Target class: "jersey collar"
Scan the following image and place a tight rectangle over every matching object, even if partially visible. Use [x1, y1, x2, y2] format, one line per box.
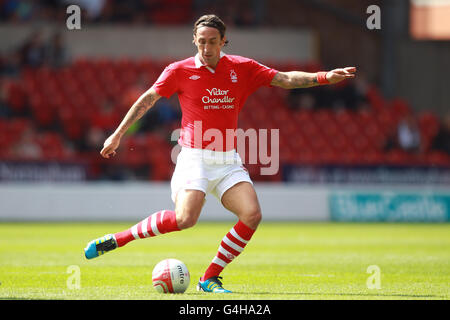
[194, 51, 226, 73]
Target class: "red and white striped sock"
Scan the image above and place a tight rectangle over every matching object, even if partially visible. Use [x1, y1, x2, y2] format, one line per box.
[201, 220, 255, 281]
[114, 210, 180, 247]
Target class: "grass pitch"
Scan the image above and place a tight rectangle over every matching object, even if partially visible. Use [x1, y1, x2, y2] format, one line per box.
[0, 222, 448, 300]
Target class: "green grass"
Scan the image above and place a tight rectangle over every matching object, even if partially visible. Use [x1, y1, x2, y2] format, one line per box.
[0, 222, 449, 300]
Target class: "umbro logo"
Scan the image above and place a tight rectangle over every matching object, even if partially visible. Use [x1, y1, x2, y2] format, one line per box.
[189, 75, 201, 80]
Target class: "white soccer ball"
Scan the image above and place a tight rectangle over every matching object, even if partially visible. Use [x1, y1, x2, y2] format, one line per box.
[152, 258, 190, 293]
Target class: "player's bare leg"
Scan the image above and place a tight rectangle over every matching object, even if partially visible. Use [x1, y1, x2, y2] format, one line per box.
[84, 189, 205, 260]
[220, 181, 262, 230]
[174, 189, 206, 229]
[198, 181, 261, 293]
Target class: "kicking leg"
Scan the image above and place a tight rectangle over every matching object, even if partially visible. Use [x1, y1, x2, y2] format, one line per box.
[84, 189, 205, 259]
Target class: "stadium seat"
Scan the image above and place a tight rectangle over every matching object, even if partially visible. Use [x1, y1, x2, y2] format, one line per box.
[366, 86, 386, 111]
[5, 80, 27, 114]
[386, 149, 411, 166]
[36, 133, 69, 160]
[350, 135, 369, 152]
[390, 98, 411, 118]
[361, 151, 385, 165]
[418, 111, 440, 139]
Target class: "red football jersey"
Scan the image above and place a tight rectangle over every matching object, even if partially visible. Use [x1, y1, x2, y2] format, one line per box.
[152, 52, 278, 151]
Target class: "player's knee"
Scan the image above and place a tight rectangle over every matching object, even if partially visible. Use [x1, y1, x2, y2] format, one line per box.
[242, 209, 262, 229]
[175, 211, 199, 230]
[252, 210, 262, 226]
[174, 190, 204, 230]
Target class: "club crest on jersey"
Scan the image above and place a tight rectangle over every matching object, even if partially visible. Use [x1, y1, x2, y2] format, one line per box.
[189, 75, 201, 80]
[230, 70, 237, 83]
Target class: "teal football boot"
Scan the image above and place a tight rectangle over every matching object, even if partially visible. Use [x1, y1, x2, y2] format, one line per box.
[197, 276, 232, 293]
[84, 234, 117, 259]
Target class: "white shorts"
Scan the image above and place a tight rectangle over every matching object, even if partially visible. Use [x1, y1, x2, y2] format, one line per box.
[170, 147, 253, 203]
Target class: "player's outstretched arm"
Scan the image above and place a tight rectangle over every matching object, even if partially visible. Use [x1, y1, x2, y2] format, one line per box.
[271, 67, 356, 89]
[100, 87, 161, 159]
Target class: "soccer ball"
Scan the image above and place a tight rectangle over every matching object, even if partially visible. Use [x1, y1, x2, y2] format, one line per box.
[152, 258, 190, 293]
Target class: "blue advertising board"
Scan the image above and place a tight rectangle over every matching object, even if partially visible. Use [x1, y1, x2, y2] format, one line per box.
[329, 191, 450, 222]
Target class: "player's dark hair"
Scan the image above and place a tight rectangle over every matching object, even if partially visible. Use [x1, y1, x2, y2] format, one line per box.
[193, 14, 229, 45]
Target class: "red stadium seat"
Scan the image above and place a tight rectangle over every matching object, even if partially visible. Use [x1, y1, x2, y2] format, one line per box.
[390, 98, 411, 118]
[334, 110, 355, 127]
[361, 151, 385, 165]
[296, 149, 316, 165]
[37, 133, 69, 160]
[352, 135, 371, 152]
[376, 108, 396, 132]
[321, 121, 339, 138]
[366, 86, 386, 111]
[418, 111, 440, 139]
[386, 149, 412, 166]
[363, 121, 384, 143]
[5, 80, 27, 114]
[300, 121, 320, 138]
[293, 109, 313, 124]
[342, 122, 360, 138]
[340, 151, 360, 165]
[426, 151, 450, 167]
[355, 109, 373, 127]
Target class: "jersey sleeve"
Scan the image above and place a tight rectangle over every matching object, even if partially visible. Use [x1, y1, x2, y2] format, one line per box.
[152, 65, 178, 98]
[247, 59, 279, 92]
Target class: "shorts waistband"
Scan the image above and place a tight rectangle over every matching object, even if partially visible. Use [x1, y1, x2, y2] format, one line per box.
[180, 146, 241, 164]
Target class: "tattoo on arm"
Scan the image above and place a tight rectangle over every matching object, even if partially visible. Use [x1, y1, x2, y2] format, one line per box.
[115, 89, 160, 136]
[271, 71, 319, 89]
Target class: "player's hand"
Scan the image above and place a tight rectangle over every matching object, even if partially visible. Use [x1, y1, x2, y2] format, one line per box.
[100, 133, 121, 159]
[326, 67, 356, 84]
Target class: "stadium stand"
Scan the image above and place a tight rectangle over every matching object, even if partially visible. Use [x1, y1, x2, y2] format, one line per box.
[0, 56, 448, 182]
[0, 0, 448, 182]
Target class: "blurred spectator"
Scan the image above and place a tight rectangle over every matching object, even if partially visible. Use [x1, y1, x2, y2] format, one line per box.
[10, 126, 43, 159]
[196, 0, 264, 27]
[0, 51, 21, 78]
[288, 72, 369, 111]
[1, 0, 35, 22]
[431, 114, 450, 155]
[85, 126, 105, 152]
[13, 30, 69, 70]
[288, 91, 315, 110]
[155, 96, 181, 125]
[61, 0, 106, 21]
[137, 98, 179, 133]
[0, 0, 268, 25]
[121, 74, 181, 133]
[385, 114, 422, 154]
[332, 81, 369, 111]
[18, 31, 46, 68]
[45, 31, 68, 68]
